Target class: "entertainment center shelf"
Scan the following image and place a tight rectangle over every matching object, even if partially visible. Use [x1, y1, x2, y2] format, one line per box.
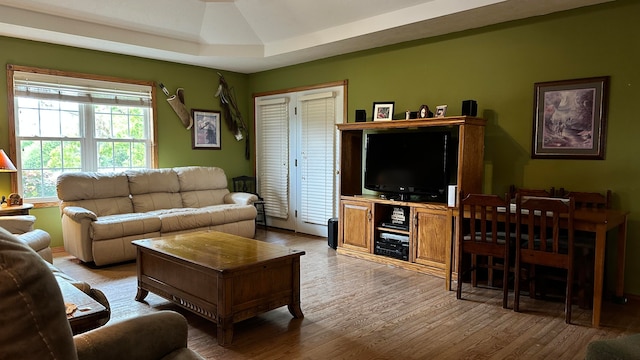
[336, 116, 487, 289]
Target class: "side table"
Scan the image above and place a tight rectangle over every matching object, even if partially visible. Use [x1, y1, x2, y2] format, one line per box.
[0, 203, 34, 216]
[58, 280, 109, 334]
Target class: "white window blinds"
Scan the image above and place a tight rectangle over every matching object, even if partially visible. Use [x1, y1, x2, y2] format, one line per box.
[256, 97, 289, 219]
[300, 91, 336, 225]
[13, 71, 152, 107]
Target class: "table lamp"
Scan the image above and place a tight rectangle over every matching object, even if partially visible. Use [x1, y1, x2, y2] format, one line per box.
[0, 149, 17, 206]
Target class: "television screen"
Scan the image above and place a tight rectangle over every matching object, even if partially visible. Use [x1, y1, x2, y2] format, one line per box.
[364, 131, 454, 202]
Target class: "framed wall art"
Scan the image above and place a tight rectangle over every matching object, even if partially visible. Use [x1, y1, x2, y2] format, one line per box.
[531, 76, 609, 159]
[192, 109, 221, 150]
[372, 102, 394, 121]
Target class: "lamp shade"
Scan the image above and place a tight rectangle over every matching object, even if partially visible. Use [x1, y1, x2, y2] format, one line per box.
[0, 150, 17, 172]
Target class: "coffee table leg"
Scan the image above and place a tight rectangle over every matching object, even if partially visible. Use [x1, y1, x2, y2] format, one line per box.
[288, 303, 304, 318]
[288, 257, 304, 319]
[217, 318, 234, 346]
[135, 287, 148, 302]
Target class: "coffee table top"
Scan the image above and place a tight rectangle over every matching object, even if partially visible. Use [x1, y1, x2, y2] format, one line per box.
[58, 279, 108, 334]
[132, 230, 305, 272]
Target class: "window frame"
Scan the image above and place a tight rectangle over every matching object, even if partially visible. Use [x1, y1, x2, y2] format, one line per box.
[6, 64, 159, 207]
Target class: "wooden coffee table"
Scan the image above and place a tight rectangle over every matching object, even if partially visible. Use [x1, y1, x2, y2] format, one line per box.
[132, 230, 305, 346]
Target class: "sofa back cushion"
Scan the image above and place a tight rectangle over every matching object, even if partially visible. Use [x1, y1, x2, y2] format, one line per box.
[174, 166, 230, 208]
[127, 168, 183, 213]
[57, 172, 133, 216]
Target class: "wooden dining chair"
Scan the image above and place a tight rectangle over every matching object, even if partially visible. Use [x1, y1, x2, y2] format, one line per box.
[557, 189, 612, 308]
[508, 185, 555, 199]
[559, 189, 611, 210]
[457, 192, 511, 308]
[513, 194, 575, 323]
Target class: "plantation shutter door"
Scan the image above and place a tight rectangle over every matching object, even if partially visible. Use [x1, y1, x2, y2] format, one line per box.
[256, 98, 289, 219]
[299, 91, 336, 225]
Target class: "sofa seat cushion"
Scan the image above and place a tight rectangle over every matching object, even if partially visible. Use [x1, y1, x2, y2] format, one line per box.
[150, 208, 213, 233]
[181, 189, 230, 208]
[91, 213, 162, 241]
[204, 204, 257, 225]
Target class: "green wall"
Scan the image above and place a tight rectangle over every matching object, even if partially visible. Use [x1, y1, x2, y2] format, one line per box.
[2, 0, 640, 295]
[249, 1, 640, 294]
[0, 37, 254, 247]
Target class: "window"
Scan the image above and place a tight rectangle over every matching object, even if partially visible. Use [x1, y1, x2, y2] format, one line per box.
[7, 65, 157, 203]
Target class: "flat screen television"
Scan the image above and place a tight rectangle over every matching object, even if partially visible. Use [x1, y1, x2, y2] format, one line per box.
[364, 130, 455, 202]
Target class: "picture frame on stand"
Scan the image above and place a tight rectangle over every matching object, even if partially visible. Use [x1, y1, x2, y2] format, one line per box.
[372, 102, 395, 121]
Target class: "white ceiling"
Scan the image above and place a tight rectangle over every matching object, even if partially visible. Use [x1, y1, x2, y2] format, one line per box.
[0, 0, 612, 74]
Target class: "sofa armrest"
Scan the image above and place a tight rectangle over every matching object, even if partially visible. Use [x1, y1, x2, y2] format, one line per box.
[62, 206, 98, 222]
[224, 192, 259, 206]
[0, 215, 36, 234]
[75, 311, 203, 360]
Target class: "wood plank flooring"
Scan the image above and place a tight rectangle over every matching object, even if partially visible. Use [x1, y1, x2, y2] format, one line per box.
[53, 228, 640, 360]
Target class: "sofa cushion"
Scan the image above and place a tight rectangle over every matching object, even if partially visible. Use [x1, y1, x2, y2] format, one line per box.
[57, 172, 134, 216]
[204, 204, 258, 225]
[150, 208, 213, 233]
[0, 214, 36, 233]
[58, 172, 131, 201]
[0, 227, 78, 360]
[90, 213, 162, 241]
[175, 166, 230, 208]
[127, 169, 184, 212]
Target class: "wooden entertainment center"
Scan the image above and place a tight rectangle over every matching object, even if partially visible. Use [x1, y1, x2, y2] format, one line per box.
[336, 116, 486, 289]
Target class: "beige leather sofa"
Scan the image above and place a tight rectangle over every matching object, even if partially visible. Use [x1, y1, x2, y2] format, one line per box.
[0, 226, 203, 360]
[57, 166, 258, 266]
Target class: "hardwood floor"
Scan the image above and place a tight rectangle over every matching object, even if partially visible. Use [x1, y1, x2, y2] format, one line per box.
[54, 228, 640, 359]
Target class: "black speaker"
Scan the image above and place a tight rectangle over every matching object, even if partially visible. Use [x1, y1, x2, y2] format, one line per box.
[462, 100, 478, 116]
[328, 217, 338, 249]
[355, 109, 366, 122]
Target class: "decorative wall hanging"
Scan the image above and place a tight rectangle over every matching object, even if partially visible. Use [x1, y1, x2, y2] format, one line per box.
[159, 83, 193, 129]
[531, 76, 609, 159]
[191, 109, 221, 150]
[215, 73, 249, 159]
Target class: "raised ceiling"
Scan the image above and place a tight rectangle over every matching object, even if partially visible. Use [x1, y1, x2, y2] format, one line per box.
[0, 0, 612, 73]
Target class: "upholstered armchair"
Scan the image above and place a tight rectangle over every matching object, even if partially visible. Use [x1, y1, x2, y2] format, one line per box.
[0, 227, 204, 360]
[0, 214, 52, 262]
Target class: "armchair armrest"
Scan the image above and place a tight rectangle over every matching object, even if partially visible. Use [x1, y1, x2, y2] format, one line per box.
[75, 311, 202, 360]
[62, 206, 98, 222]
[0, 215, 36, 234]
[224, 192, 259, 206]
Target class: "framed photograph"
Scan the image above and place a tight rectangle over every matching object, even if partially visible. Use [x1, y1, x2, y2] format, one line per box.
[191, 109, 221, 150]
[531, 76, 609, 159]
[418, 105, 432, 118]
[372, 102, 394, 121]
[435, 105, 448, 117]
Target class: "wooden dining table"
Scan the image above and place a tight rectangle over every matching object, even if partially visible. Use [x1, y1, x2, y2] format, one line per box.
[572, 207, 628, 327]
[459, 204, 629, 327]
